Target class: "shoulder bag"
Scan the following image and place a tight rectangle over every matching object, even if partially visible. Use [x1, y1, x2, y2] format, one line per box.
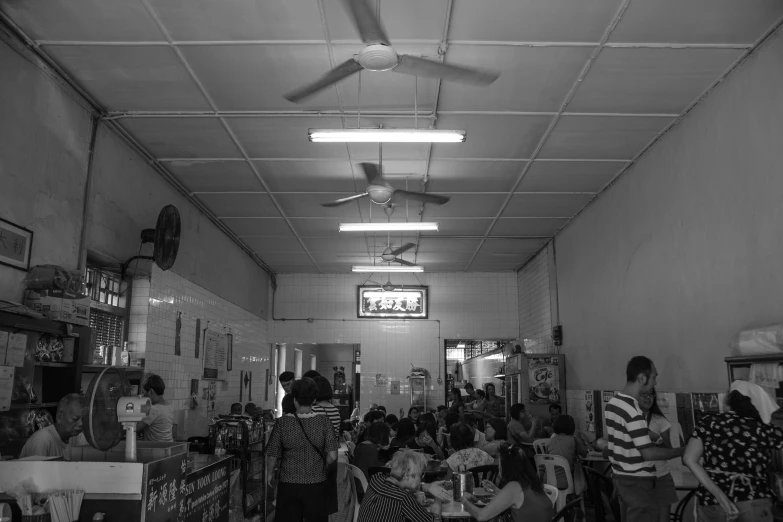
[293, 413, 339, 515]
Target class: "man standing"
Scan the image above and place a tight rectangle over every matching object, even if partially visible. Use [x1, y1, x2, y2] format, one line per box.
[19, 393, 87, 459]
[278, 371, 295, 415]
[606, 356, 684, 522]
[137, 374, 174, 442]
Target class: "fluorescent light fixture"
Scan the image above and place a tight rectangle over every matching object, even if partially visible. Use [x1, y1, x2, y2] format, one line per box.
[309, 128, 466, 143]
[340, 222, 439, 232]
[352, 265, 424, 273]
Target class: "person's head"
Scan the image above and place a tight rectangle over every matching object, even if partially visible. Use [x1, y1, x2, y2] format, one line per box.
[474, 389, 486, 400]
[313, 376, 333, 403]
[389, 450, 428, 491]
[626, 356, 657, 395]
[369, 403, 379, 411]
[420, 412, 437, 425]
[485, 383, 496, 397]
[510, 403, 526, 421]
[279, 371, 295, 394]
[377, 405, 387, 414]
[497, 442, 544, 494]
[449, 387, 463, 403]
[549, 403, 562, 421]
[282, 393, 296, 414]
[552, 414, 576, 436]
[230, 403, 242, 415]
[464, 383, 474, 394]
[291, 377, 319, 408]
[143, 374, 166, 403]
[363, 410, 386, 424]
[461, 414, 478, 433]
[56, 393, 85, 439]
[449, 423, 475, 452]
[639, 389, 664, 421]
[416, 421, 437, 445]
[244, 403, 257, 416]
[408, 407, 420, 421]
[444, 412, 460, 432]
[303, 370, 321, 379]
[366, 421, 391, 446]
[385, 414, 399, 429]
[486, 418, 507, 442]
[394, 418, 416, 443]
[725, 390, 762, 421]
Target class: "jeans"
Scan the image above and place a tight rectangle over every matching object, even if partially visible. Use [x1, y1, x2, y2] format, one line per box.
[696, 498, 773, 522]
[614, 476, 661, 522]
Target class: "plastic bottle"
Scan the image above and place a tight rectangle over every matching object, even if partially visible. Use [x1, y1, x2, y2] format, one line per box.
[92, 513, 105, 521]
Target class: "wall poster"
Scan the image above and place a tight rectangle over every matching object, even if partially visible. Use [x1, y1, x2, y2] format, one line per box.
[202, 330, 228, 381]
[357, 286, 428, 319]
[528, 355, 560, 404]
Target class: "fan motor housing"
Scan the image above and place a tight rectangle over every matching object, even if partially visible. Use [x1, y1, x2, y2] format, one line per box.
[358, 44, 399, 71]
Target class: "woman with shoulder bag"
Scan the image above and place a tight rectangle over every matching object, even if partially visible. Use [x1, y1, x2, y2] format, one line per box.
[266, 377, 339, 522]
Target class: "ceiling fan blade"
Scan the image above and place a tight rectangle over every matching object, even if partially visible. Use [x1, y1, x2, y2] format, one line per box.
[394, 258, 417, 266]
[344, 0, 391, 45]
[360, 163, 383, 185]
[284, 58, 363, 103]
[394, 55, 499, 86]
[321, 192, 369, 207]
[390, 242, 415, 256]
[394, 190, 451, 205]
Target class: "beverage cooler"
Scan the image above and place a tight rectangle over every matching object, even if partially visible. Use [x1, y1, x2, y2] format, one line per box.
[506, 353, 566, 419]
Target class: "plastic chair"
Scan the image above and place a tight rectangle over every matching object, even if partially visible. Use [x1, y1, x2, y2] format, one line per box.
[552, 495, 584, 522]
[543, 484, 559, 507]
[535, 454, 574, 513]
[367, 466, 390, 480]
[469, 464, 498, 484]
[533, 439, 551, 455]
[670, 489, 697, 522]
[583, 466, 621, 522]
[346, 464, 367, 522]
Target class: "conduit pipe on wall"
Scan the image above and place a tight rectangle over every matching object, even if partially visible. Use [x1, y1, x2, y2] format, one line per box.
[77, 117, 100, 272]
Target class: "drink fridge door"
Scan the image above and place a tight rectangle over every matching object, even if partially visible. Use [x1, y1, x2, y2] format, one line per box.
[410, 376, 427, 409]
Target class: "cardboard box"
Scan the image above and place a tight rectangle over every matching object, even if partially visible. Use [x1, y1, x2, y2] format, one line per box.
[24, 288, 90, 326]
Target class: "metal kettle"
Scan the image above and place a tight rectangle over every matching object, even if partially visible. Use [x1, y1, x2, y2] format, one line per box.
[452, 465, 474, 501]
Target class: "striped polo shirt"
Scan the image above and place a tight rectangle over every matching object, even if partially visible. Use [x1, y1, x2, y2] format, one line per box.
[605, 393, 655, 476]
[357, 475, 434, 522]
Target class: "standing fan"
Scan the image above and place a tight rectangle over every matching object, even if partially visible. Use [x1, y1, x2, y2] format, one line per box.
[120, 205, 181, 279]
[83, 367, 150, 462]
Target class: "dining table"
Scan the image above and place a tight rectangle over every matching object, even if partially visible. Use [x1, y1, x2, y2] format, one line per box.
[430, 487, 492, 519]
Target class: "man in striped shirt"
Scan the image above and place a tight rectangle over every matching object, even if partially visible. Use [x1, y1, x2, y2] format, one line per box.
[605, 356, 684, 522]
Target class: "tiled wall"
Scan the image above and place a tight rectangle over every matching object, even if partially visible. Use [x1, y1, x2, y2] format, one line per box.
[517, 247, 552, 350]
[128, 266, 271, 438]
[269, 272, 519, 416]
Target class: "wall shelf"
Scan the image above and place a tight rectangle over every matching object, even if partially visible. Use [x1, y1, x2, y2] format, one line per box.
[82, 365, 143, 373]
[35, 362, 75, 368]
[10, 402, 58, 410]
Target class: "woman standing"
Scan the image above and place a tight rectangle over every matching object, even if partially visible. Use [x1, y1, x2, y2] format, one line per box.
[461, 442, 554, 522]
[448, 388, 465, 416]
[639, 390, 678, 522]
[312, 376, 342, 439]
[684, 381, 783, 522]
[267, 378, 339, 522]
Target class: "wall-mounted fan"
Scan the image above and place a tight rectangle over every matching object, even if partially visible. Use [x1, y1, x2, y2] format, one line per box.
[285, 0, 500, 103]
[120, 205, 181, 279]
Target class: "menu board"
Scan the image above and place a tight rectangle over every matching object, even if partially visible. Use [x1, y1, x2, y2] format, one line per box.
[5, 333, 27, 367]
[357, 286, 428, 319]
[0, 366, 14, 411]
[528, 355, 560, 404]
[179, 458, 230, 522]
[143, 453, 187, 522]
[202, 330, 227, 381]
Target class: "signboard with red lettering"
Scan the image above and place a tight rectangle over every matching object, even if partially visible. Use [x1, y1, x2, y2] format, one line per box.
[357, 286, 428, 319]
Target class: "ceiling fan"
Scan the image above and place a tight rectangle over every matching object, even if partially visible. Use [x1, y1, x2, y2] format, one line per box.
[323, 162, 449, 207]
[284, 0, 500, 103]
[379, 242, 416, 266]
[366, 275, 405, 292]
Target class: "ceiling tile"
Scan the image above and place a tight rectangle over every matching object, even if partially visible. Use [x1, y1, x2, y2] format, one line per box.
[568, 48, 744, 114]
[349, 143, 430, 161]
[223, 218, 294, 237]
[196, 193, 280, 218]
[431, 114, 552, 159]
[311, 253, 371, 264]
[120, 118, 241, 158]
[502, 194, 593, 218]
[274, 193, 364, 218]
[362, 160, 428, 178]
[181, 45, 340, 111]
[253, 159, 355, 192]
[421, 194, 508, 218]
[225, 117, 348, 159]
[427, 160, 524, 193]
[438, 46, 592, 112]
[148, 0, 325, 41]
[165, 160, 262, 192]
[538, 115, 674, 160]
[422, 263, 469, 272]
[288, 218, 344, 238]
[416, 238, 483, 253]
[449, 0, 623, 42]
[243, 236, 307, 253]
[323, 0, 449, 41]
[416, 252, 474, 264]
[274, 264, 320, 273]
[490, 218, 568, 237]
[480, 238, 547, 254]
[470, 252, 527, 266]
[303, 237, 371, 253]
[259, 253, 315, 265]
[517, 161, 625, 193]
[44, 46, 210, 111]
[423, 219, 494, 236]
[467, 264, 522, 272]
[0, 0, 163, 41]
[609, 0, 783, 44]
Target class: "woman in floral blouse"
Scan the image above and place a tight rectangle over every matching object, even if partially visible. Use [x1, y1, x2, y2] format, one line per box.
[684, 380, 783, 522]
[445, 423, 494, 474]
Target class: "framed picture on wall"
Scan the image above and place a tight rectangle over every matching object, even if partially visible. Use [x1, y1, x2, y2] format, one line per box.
[357, 285, 428, 319]
[0, 217, 33, 271]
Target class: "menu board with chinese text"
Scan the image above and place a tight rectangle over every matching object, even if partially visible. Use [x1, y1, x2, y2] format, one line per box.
[357, 286, 428, 319]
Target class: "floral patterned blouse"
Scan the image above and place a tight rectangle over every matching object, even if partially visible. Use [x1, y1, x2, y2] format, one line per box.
[692, 411, 783, 505]
[446, 447, 494, 473]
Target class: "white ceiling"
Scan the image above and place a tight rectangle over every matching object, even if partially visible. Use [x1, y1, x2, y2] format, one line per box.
[3, 0, 783, 274]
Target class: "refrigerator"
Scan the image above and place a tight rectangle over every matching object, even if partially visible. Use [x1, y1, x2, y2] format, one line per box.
[506, 353, 566, 418]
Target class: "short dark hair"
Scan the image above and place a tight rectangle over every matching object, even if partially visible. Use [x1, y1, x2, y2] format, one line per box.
[475, 390, 485, 399]
[726, 390, 761, 421]
[282, 394, 296, 414]
[487, 418, 507, 440]
[408, 406, 420, 417]
[460, 414, 477, 428]
[436, 405, 447, 413]
[291, 377, 319, 406]
[143, 374, 165, 396]
[450, 423, 475, 451]
[510, 403, 525, 420]
[450, 388, 463, 402]
[549, 403, 562, 414]
[230, 403, 242, 415]
[313, 376, 333, 402]
[552, 414, 576, 436]
[279, 371, 295, 383]
[245, 403, 256, 414]
[394, 418, 416, 442]
[445, 412, 460, 431]
[420, 412, 437, 425]
[366, 422, 391, 446]
[385, 414, 399, 428]
[498, 442, 544, 494]
[464, 383, 474, 392]
[626, 356, 654, 383]
[303, 370, 321, 379]
[364, 410, 385, 423]
[417, 421, 437, 439]
[377, 405, 387, 413]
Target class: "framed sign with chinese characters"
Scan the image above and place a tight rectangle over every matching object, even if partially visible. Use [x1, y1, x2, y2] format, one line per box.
[0, 217, 33, 271]
[357, 286, 428, 319]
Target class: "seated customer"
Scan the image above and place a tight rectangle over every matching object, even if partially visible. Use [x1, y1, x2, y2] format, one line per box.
[547, 414, 588, 489]
[445, 423, 494, 473]
[244, 402, 258, 418]
[461, 442, 554, 522]
[507, 403, 540, 445]
[406, 421, 445, 460]
[137, 374, 173, 442]
[479, 418, 508, 459]
[357, 450, 451, 522]
[353, 422, 391, 479]
[390, 418, 416, 448]
[19, 393, 87, 459]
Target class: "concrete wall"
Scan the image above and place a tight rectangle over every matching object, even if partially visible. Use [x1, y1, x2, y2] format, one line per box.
[555, 29, 783, 393]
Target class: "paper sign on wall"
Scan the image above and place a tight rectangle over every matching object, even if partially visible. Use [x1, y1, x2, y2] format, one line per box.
[0, 331, 8, 365]
[202, 330, 227, 381]
[390, 381, 400, 395]
[5, 333, 27, 367]
[0, 366, 14, 411]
